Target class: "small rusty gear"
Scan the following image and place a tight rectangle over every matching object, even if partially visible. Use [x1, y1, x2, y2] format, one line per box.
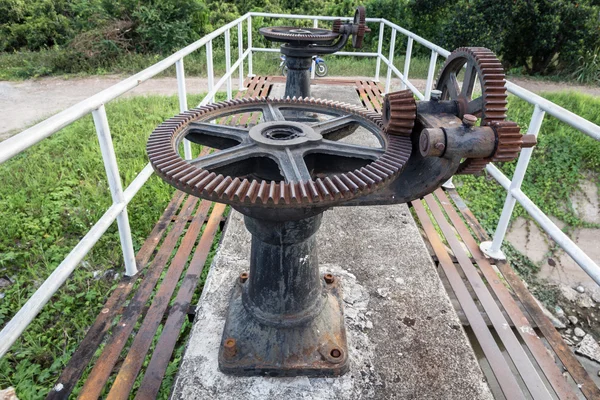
[147, 97, 412, 208]
[259, 27, 339, 44]
[332, 19, 343, 33]
[352, 6, 368, 48]
[457, 121, 536, 174]
[381, 90, 417, 136]
[436, 47, 511, 174]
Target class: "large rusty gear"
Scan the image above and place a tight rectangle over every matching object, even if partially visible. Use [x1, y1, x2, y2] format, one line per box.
[147, 97, 412, 208]
[436, 47, 511, 173]
[259, 27, 339, 44]
[352, 6, 368, 48]
[381, 90, 417, 136]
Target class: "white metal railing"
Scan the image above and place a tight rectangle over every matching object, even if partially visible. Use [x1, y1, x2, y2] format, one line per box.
[1, 11, 599, 359]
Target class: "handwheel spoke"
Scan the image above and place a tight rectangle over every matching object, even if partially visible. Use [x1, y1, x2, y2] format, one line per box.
[188, 143, 257, 170]
[188, 122, 249, 143]
[466, 97, 484, 115]
[461, 61, 477, 99]
[275, 149, 312, 182]
[447, 73, 461, 100]
[311, 139, 384, 160]
[261, 103, 286, 121]
[311, 115, 359, 137]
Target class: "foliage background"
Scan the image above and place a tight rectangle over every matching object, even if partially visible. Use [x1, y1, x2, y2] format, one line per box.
[1, 0, 599, 82]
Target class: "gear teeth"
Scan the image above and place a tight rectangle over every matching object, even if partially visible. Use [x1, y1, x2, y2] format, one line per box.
[332, 19, 343, 33]
[436, 47, 515, 174]
[382, 90, 417, 136]
[147, 96, 412, 208]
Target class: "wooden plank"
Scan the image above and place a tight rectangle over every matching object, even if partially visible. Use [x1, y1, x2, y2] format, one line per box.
[411, 199, 526, 399]
[106, 201, 212, 400]
[45, 191, 186, 400]
[78, 196, 199, 400]
[355, 80, 374, 111]
[424, 194, 551, 399]
[445, 189, 600, 400]
[248, 76, 273, 126]
[434, 189, 576, 400]
[135, 203, 227, 400]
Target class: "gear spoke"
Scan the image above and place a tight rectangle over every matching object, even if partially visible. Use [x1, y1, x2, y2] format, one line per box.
[311, 115, 359, 137]
[311, 139, 384, 160]
[188, 143, 258, 170]
[275, 148, 313, 182]
[188, 122, 249, 143]
[461, 61, 477, 98]
[262, 104, 286, 122]
[466, 97, 484, 115]
[447, 73, 461, 100]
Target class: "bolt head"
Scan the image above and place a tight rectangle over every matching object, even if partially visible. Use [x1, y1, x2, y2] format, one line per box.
[463, 114, 478, 126]
[324, 273, 335, 284]
[239, 272, 249, 283]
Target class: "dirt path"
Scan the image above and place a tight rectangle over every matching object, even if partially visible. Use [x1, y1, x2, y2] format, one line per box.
[1, 75, 599, 141]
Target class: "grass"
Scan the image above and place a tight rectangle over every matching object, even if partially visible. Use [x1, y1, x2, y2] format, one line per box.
[0, 92, 230, 399]
[0, 46, 434, 81]
[455, 91, 600, 301]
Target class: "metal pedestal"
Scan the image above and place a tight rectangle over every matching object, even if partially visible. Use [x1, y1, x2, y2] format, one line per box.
[283, 55, 313, 99]
[218, 213, 349, 377]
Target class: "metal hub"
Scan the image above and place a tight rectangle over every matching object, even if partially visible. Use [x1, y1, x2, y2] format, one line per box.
[249, 121, 322, 147]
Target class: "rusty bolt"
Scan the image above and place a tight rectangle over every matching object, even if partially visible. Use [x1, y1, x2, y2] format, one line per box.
[434, 142, 445, 152]
[330, 348, 342, 358]
[462, 114, 478, 127]
[239, 272, 249, 283]
[223, 338, 237, 358]
[419, 128, 445, 158]
[324, 273, 335, 284]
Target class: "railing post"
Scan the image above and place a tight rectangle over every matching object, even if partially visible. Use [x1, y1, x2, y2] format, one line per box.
[385, 29, 396, 94]
[402, 37, 413, 90]
[374, 22, 384, 82]
[91, 105, 137, 276]
[175, 59, 192, 160]
[424, 50, 438, 100]
[311, 19, 318, 80]
[238, 22, 245, 90]
[480, 105, 546, 259]
[248, 16, 254, 76]
[224, 29, 232, 100]
[206, 40, 215, 102]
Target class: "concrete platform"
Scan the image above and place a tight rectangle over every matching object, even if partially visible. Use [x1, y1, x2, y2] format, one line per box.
[170, 83, 492, 399]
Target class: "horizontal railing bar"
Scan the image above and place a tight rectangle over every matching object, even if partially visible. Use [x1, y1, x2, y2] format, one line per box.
[382, 20, 451, 58]
[486, 163, 600, 284]
[251, 47, 378, 58]
[0, 14, 251, 165]
[505, 82, 600, 141]
[0, 163, 154, 357]
[250, 12, 381, 22]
